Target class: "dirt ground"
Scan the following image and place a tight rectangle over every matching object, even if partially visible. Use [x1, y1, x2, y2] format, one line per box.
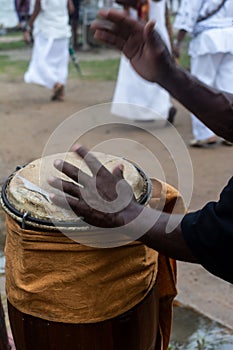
[0, 47, 233, 330]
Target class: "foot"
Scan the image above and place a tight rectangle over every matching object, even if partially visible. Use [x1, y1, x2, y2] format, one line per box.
[189, 136, 217, 148]
[51, 83, 65, 101]
[167, 106, 177, 125]
[221, 139, 233, 146]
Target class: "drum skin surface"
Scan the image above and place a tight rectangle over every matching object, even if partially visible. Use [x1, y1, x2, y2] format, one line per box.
[3, 152, 151, 227]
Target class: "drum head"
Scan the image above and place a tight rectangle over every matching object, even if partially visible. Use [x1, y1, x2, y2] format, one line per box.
[1, 152, 152, 230]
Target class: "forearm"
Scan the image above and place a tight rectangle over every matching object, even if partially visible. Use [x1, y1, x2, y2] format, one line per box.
[27, 0, 41, 28]
[92, 9, 233, 141]
[68, 0, 75, 15]
[159, 64, 233, 142]
[122, 205, 197, 262]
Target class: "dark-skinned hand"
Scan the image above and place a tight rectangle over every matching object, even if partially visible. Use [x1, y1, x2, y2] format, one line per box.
[91, 9, 174, 84]
[48, 145, 143, 228]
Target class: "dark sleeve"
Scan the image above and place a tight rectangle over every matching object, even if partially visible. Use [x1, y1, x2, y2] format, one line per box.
[181, 177, 233, 284]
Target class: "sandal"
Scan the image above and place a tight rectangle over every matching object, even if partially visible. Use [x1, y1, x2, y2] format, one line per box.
[167, 106, 177, 125]
[189, 137, 217, 148]
[221, 140, 233, 146]
[51, 83, 65, 101]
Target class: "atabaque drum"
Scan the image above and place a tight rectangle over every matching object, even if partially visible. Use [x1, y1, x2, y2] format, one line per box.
[1, 151, 169, 350]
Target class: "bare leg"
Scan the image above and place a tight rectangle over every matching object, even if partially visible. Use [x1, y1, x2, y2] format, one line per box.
[72, 19, 79, 50]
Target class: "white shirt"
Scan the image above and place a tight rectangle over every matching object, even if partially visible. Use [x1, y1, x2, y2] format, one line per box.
[174, 0, 233, 57]
[33, 0, 71, 39]
[149, 0, 171, 51]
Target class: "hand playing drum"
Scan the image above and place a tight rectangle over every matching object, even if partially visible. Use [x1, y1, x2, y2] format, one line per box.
[48, 145, 144, 229]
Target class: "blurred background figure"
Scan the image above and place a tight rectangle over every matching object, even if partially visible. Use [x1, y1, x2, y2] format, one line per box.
[70, 0, 80, 50]
[23, 0, 73, 101]
[14, 0, 30, 29]
[174, 0, 233, 147]
[111, 0, 177, 124]
[167, 0, 180, 14]
[29, 0, 36, 15]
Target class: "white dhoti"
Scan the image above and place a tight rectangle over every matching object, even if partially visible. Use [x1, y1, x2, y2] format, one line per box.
[112, 55, 171, 121]
[112, 0, 172, 121]
[174, 0, 233, 141]
[24, 32, 69, 89]
[190, 52, 233, 141]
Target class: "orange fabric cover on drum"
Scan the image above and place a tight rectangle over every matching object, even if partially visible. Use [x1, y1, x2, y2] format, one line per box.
[4, 179, 185, 350]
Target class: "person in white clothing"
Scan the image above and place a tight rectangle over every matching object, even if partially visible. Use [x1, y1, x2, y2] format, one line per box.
[24, 0, 74, 101]
[111, 0, 177, 123]
[174, 0, 233, 147]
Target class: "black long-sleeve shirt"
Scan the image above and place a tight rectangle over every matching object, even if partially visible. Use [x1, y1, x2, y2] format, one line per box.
[181, 177, 233, 284]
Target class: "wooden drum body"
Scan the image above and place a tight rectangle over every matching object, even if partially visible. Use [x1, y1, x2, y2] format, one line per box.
[1, 152, 162, 350]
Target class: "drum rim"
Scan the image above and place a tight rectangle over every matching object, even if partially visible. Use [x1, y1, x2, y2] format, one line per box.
[1, 164, 152, 230]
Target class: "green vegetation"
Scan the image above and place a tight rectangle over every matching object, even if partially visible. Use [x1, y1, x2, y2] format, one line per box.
[0, 39, 26, 51]
[69, 58, 120, 81]
[0, 31, 120, 80]
[0, 54, 120, 81]
[0, 55, 28, 78]
[4, 29, 23, 37]
[177, 34, 191, 71]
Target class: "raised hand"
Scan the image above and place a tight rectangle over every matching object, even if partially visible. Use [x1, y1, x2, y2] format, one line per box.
[91, 9, 174, 84]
